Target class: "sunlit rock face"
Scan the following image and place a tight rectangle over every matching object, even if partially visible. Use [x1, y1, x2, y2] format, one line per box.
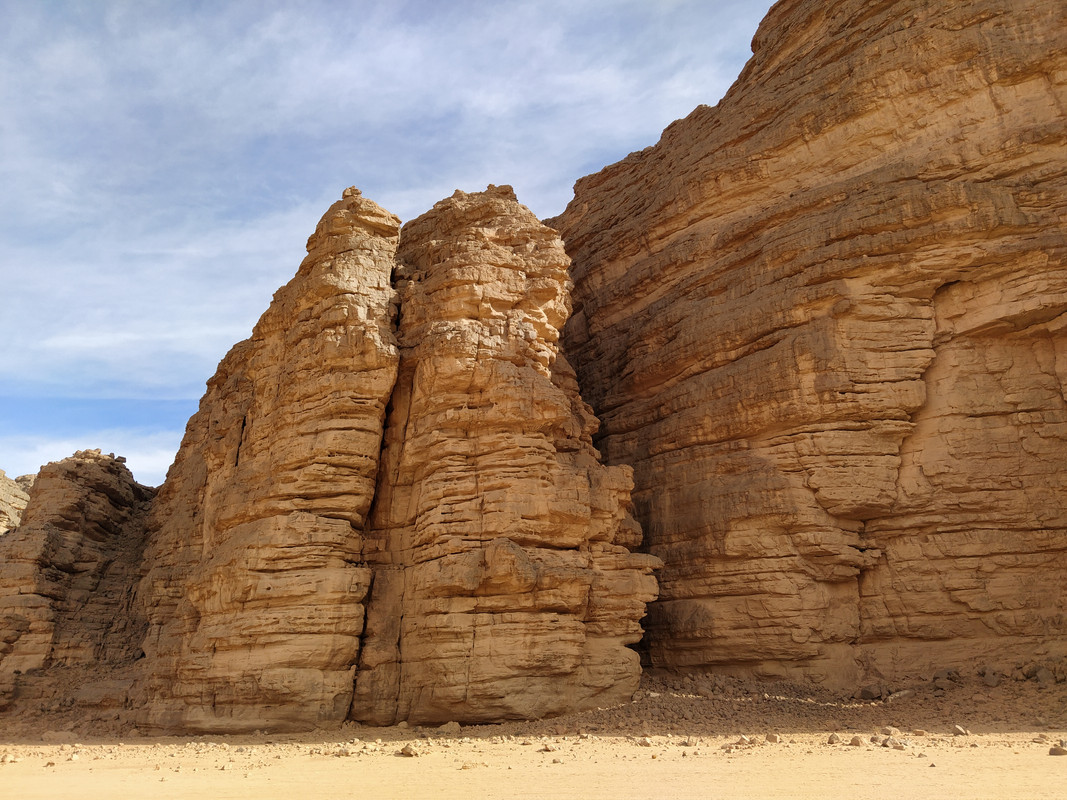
[3, 0, 1063, 733]
[550, 0, 1067, 684]
[0, 469, 30, 536]
[136, 189, 402, 732]
[131, 186, 657, 732]
[352, 186, 659, 725]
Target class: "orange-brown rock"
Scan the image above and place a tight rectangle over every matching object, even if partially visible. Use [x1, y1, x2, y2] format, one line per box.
[118, 185, 657, 732]
[0, 469, 29, 536]
[134, 188, 401, 732]
[550, 0, 1067, 684]
[0, 451, 153, 710]
[352, 187, 660, 724]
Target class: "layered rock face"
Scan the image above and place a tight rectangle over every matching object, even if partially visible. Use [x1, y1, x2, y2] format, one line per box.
[551, 0, 1067, 683]
[0, 451, 153, 709]
[0, 468, 30, 536]
[135, 189, 401, 731]
[129, 186, 656, 731]
[352, 188, 659, 724]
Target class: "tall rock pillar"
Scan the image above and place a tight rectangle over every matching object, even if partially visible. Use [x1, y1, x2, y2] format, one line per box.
[137, 189, 401, 731]
[352, 187, 659, 724]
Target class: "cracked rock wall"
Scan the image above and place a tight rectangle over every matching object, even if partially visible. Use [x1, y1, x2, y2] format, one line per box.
[352, 187, 659, 725]
[126, 186, 657, 732]
[550, 0, 1067, 683]
[136, 189, 401, 732]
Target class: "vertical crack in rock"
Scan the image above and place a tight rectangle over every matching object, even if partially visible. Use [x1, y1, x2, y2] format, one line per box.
[135, 188, 402, 732]
[351, 186, 660, 725]
[860, 272, 1067, 675]
[550, 0, 1067, 684]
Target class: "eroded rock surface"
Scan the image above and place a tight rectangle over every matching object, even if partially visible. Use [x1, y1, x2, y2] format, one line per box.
[122, 184, 657, 733]
[352, 187, 659, 724]
[550, 0, 1067, 683]
[135, 189, 401, 732]
[0, 469, 29, 536]
[0, 451, 153, 710]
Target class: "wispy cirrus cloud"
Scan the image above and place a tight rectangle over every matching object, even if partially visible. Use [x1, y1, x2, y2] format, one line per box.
[0, 0, 772, 484]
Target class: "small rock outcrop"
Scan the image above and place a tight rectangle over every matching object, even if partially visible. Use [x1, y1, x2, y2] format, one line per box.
[352, 187, 659, 724]
[0, 451, 153, 710]
[550, 0, 1067, 682]
[0, 469, 30, 536]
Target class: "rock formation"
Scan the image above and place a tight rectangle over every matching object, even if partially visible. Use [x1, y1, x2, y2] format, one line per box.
[0, 469, 29, 536]
[549, 0, 1067, 683]
[127, 186, 657, 732]
[135, 189, 402, 732]
[351, 187, 659, 724]
[2, 0, 1064, 732]
[0, 451, 153, 711]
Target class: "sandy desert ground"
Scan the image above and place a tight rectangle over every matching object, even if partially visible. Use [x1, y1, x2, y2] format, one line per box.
[2, 671, 1065, 799]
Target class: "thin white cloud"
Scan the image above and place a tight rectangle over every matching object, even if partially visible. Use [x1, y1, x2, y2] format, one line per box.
[0, 0, 773, 471]
[0, 430, 184, 488]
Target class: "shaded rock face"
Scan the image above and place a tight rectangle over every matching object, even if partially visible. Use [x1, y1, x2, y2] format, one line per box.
[0, 451, 153, 710]
[0, 469, 30, 536]
[550, 0, 1067, 683]
[352, 187, 659, 724]
[128, 186, 657, 732]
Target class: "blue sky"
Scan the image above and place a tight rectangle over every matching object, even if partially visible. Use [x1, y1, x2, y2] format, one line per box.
[0, 0, 773, 486]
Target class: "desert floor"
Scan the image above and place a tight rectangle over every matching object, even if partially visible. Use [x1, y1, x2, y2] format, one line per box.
[2, 671, 1064, 799]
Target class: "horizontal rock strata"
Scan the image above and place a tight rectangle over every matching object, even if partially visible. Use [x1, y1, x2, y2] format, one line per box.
[135, 189, 401, 732]
[550, 0, 1067, 683]
[119, 186, 658, 732]
[352, 187, 660, 724]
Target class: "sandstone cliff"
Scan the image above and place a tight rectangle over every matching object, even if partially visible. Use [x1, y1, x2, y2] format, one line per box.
[0, 468, 29, 536]
[128, 186, 657, 732]
[3, 0, 1063, 731]
[550, 0, 1067, 683]
[0, 451, 153, 711]
[352, 187, 659, 724]
[135, 189, 402, 732]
